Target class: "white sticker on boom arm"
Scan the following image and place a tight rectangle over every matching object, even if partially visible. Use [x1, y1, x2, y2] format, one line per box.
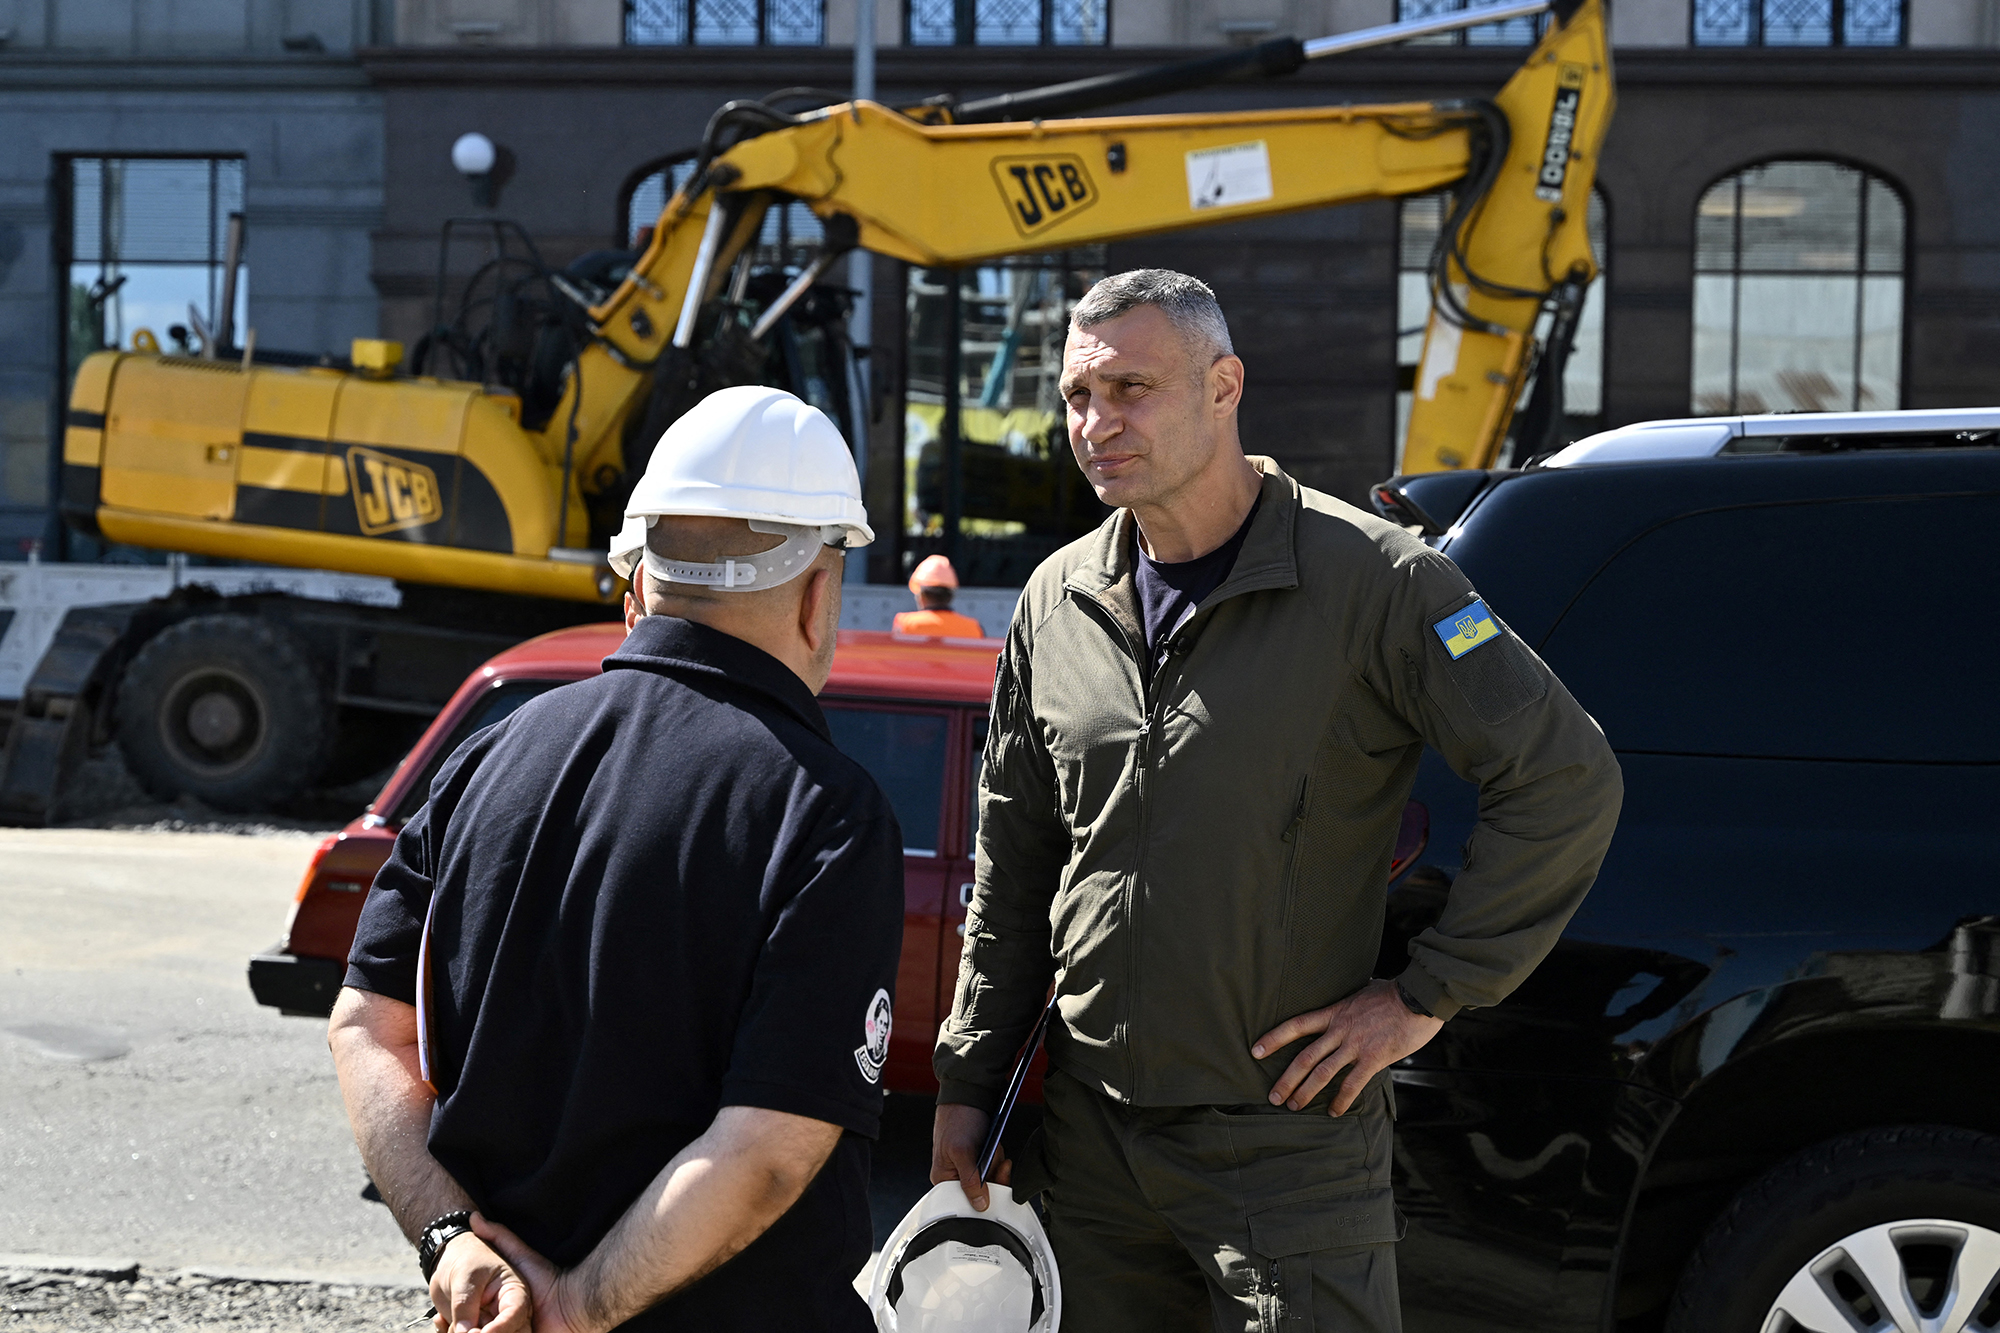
[1186, 141, 1273, 212]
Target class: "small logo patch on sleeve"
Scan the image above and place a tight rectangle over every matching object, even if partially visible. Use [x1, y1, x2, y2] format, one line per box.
[855, 988, 893, 1085]
[1433, 600, 1501, 659]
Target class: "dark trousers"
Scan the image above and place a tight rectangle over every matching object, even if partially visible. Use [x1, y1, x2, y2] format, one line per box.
[1015, 1068, 1403, 1333]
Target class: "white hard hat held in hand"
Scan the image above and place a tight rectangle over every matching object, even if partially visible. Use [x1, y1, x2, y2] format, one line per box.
[870, 1182, 1060, 1333]
[607, 385, 873, 589]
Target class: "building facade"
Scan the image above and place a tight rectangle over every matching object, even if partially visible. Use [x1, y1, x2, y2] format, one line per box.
[0, 0, 387, 554]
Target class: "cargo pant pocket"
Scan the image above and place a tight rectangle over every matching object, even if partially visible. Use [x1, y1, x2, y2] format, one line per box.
[1247, 1188, 1404, 1333]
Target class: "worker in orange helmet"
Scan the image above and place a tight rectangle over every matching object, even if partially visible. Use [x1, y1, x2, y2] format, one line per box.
[893, 555, 985, 638]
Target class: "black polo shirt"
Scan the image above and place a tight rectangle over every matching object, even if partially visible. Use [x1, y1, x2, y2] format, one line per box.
[344, 615, 903, 1332]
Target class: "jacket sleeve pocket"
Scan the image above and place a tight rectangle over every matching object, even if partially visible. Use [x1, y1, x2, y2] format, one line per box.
[1248, 1186, 1405, 1255]
[1431, 614, 1549, 726]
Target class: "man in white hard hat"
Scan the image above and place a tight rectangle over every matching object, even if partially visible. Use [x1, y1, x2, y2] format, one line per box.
[330, 386, 904, 1333]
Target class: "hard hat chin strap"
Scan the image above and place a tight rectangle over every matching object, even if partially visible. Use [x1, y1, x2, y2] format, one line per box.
[640, 519, 844, 591]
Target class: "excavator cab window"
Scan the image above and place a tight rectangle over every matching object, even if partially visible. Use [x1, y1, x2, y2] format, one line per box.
[595, 262, 862, 551]
[409, 222, 625, 433]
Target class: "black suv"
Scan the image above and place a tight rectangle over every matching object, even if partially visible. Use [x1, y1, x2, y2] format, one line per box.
[1371, 412, 2000, 1333]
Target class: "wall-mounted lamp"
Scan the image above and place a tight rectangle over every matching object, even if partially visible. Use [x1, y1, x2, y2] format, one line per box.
[452, 132, 514, 209]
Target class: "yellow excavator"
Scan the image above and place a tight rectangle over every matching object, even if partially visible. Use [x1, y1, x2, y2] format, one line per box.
[16, 0, 1611, 819]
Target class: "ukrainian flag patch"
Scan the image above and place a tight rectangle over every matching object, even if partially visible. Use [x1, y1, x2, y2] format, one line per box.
[1433, 600, 1501, 659]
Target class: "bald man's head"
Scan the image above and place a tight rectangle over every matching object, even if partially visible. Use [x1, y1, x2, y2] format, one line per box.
[625, 516, 845, 691]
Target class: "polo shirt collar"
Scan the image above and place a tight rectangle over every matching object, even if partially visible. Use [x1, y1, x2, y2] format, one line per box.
[603, 615, 830, 740]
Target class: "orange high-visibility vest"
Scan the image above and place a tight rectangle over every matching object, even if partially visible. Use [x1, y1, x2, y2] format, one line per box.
[893, 608, 986, 638]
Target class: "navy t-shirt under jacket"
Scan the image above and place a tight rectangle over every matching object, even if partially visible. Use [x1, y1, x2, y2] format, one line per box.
[345, 615, 903, 1333]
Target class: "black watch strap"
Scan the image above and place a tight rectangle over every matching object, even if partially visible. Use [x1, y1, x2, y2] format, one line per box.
[1395, 978, 1437, 1020]
[417, 1210, 474, 1280]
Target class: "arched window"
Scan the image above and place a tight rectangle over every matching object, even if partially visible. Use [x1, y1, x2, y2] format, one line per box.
[1396, 187, 1607, 464]
[1691, 160, 1904, 415]
[622, 154, 823, 270]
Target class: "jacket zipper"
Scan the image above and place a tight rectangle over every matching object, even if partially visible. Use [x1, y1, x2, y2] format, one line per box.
[1281, 775, 1309, 844]
[1065, 593, 1217, 1101]
[1274, 774, 1312, 1017]
[1070, 589, 1153, 1100]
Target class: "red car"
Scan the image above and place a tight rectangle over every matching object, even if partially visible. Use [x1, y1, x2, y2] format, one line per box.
[251, 623, 1426, 1096]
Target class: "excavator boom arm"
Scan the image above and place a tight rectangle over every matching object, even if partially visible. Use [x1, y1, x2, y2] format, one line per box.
[588, 0, 1610, 473]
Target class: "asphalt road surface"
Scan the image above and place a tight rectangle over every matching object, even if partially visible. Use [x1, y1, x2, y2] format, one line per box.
[0, 826, 944, 1305]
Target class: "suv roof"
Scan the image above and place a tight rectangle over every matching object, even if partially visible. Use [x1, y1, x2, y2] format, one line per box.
[1543, 407, 2000, 468]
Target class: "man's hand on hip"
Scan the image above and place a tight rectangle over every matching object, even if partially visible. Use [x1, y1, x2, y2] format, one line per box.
[1251, 978, 1444, 1116]
[428, 1225, 532, 1333]
[931, 1103, 1010, 1212]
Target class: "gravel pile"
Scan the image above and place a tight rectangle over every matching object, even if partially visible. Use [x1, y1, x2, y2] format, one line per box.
[1, 1265, 427, 1332]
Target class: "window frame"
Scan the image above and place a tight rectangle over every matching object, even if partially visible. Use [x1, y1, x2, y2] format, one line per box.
[1393, 185, 1610, 464]
[1690, 157, 1910, 417]
[1393, 0, 1547, 45]
[50, 151, 249, 560]
[623, 0, 826, 46]
[904, 0, 1110, 47]
[617, 152, 696, 248]
[1689, 0, 1907, 47]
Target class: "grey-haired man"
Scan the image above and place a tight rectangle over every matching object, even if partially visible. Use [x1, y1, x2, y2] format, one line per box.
[928, 269, 1622, 1331]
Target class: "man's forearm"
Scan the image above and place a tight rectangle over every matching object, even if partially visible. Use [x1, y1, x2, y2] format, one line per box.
[564, 1106, 839, 1332]
[328, 986, 475, 1243]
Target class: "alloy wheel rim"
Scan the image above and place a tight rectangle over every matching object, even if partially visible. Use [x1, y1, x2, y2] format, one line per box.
[1763, 1219, 2000, 1333]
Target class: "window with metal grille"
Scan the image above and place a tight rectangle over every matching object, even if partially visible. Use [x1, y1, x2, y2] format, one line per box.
[62, 156, 246, 372]
[1691, 160, 1904, 415]
[1395, 188, 1607, 464]
[1395, 0, 1545, 45]
[1692, 0, 1903, 45]
[907, 0, 1108, 45]
[623, 156, 826, 268]
[625, 0, 824, 44]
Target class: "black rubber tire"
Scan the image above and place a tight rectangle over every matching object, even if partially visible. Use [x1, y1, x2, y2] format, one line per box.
[1666, 1124, 2000, 1333]
[114, 614, 332, 810]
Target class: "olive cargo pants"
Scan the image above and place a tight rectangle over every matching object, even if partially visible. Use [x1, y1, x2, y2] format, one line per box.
[1013, 1069, 1403, 1333]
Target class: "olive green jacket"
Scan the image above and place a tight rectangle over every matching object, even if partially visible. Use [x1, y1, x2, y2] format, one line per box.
[935, 458, 1623, 1110]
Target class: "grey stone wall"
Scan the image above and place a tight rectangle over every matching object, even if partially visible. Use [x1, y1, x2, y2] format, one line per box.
[0, 57, 382, 548]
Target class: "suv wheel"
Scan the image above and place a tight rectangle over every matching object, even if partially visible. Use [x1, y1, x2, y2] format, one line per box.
[1668, 1125, 2000, 1333]
[115, 614, 332, 810]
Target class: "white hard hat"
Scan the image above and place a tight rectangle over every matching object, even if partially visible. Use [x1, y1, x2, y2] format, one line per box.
[869, 1183, 1060, 1333]
[608, 386, 873, 590]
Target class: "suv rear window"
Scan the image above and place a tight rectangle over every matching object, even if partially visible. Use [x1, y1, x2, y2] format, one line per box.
[1538, 493, 2000, 762]
[391, 680, 561, 823]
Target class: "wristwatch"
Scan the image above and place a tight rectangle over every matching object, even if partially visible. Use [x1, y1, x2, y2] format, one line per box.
[417, 1210, 475, 1280]
[1395, 979, 1437, 1020]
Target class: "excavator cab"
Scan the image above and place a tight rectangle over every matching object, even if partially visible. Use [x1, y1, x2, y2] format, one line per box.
[394, 213, 865, 555]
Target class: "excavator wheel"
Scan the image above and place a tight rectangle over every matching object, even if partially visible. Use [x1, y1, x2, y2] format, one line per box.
[114, 614, 333, 811]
